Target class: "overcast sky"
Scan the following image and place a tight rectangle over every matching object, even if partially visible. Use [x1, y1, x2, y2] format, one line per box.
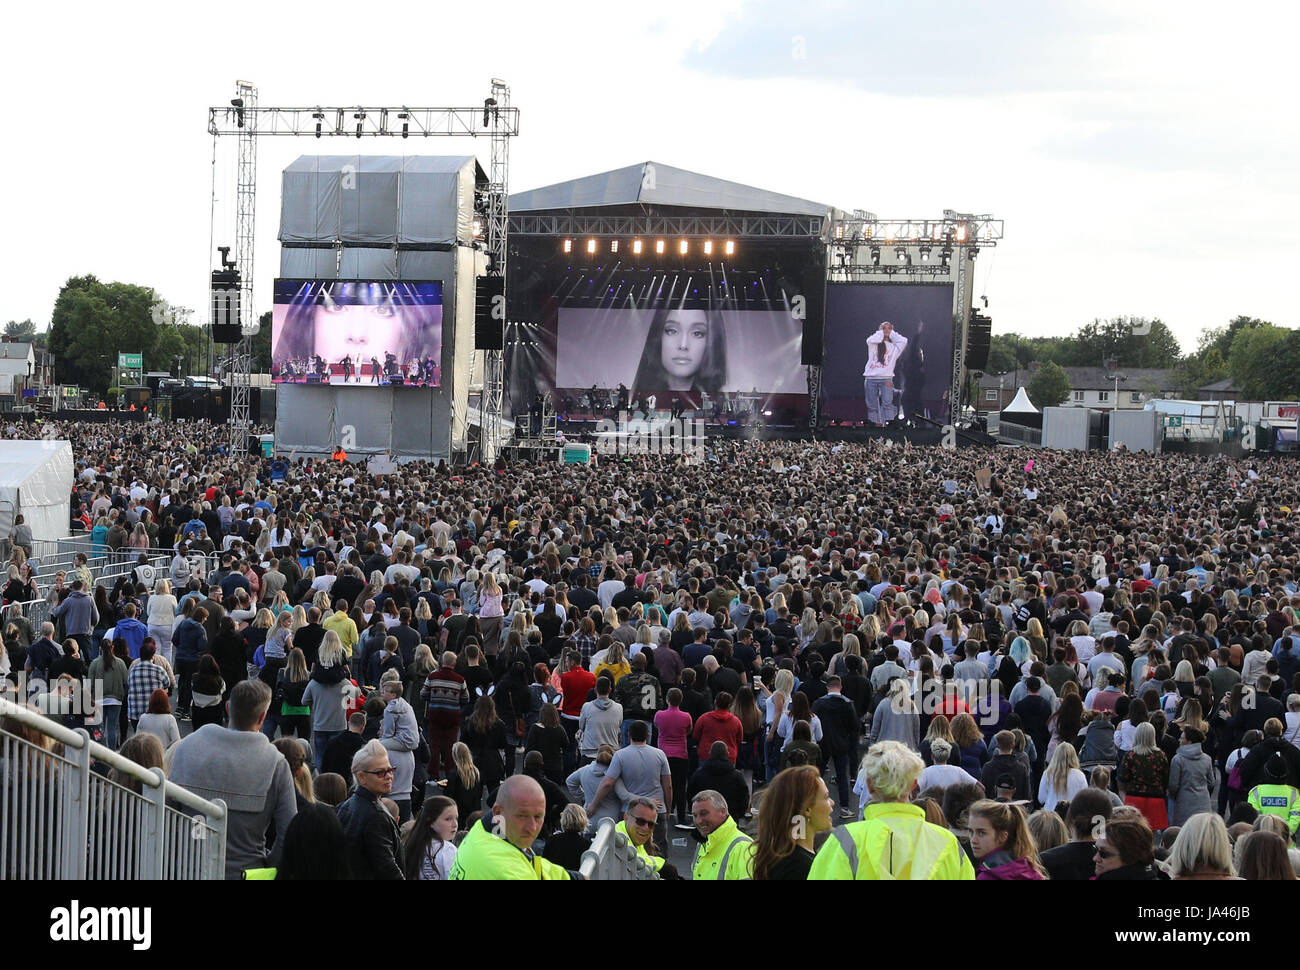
[3, 0, 1297, 353]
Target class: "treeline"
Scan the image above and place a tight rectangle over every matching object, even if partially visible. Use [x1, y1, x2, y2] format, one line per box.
[988, 315, 1300, 401]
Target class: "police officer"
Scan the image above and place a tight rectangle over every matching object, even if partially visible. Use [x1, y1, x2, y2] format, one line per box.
[1247, 753, 1300, 836]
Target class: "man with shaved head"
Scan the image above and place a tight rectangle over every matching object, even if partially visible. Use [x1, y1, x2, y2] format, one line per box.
[449, 774, 575, 879]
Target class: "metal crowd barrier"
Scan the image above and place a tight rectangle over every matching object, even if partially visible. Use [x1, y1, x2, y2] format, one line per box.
[577, 817, 662, 880]
[0, 697, 228, 880]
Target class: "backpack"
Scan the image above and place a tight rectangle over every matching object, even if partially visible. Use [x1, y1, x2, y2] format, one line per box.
[1227, 748, 1248, 791]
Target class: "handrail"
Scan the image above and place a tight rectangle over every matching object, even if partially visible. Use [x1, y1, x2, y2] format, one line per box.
[0, 696, 226, 820]
[578, 816, 661, 880]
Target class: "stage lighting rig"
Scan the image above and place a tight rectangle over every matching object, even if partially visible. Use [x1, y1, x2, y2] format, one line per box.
[483, 97, 497, 128]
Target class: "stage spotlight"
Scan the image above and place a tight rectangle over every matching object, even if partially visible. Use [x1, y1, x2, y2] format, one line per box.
[724, 240, 735, 255]
[920, 246, 931, 261]
[655, 240, 665, 254]
[895, 247, 906, 261]
[483, 97, 497, 128]
[703, 240, 713, 255]
[834, 224, 845, 239]
[871, 247, 881, 266]
[231, 97, 245, 128]
[562, 239, 573, 253]
[632, 239, 643, 255]
[398, 111, 409, 138]
[354, 111, 366, 138]
[610, 240, 619, 253]
[312, 110, 324, 138]
[955, 224, 968, 242]
[472, 218, 483, 237]
[586, 239, 597, 254]
[679, 240, 689, 255]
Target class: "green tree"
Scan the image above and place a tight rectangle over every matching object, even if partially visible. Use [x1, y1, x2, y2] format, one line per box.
[1026, 361, 1072, 408]
[4, 319, 36, 341]
[252, 311, 272, 372]
[1070, 317, 1182, 369]
[1228, 323, 1294, 400]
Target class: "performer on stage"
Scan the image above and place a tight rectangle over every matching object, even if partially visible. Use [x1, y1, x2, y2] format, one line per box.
[370, 356, 382, 384]
[863, 321, 908, 426]
[313, 354, 328, 382]
[340, 354, 353, 383]
[423, 355, 439, 386]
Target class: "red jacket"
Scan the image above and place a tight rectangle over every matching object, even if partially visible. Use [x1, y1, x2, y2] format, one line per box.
[559, 668, 596, 719]
[692, 710, 744, 764]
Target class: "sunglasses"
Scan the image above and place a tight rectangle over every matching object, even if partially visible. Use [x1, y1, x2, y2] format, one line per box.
[629, 816, 656, 828]
[362, 766, 396, 777]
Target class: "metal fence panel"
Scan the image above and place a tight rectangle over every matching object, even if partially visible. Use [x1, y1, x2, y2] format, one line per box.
[0, 699, 227, 880]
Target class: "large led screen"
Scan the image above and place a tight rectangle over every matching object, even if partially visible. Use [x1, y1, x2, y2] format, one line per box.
[822, 283, 954, 424]
[554, 305, 805, 397]
[271, 279, 443, 387]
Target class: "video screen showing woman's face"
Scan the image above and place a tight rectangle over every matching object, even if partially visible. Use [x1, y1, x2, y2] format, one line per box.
[310, 301, 406, 361]
[660, 308, 710, 385]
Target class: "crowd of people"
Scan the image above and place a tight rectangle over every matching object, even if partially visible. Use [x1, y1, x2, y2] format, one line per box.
[4, 416, 1300, 881]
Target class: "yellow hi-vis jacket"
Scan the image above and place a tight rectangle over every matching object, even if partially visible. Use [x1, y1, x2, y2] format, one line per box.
[615, 820, 665, 873]
[1247, 783, 1300, 834]
[808, 802, 975, 880]
[448, 818, 572, 880]
[691, 815, 754, 881]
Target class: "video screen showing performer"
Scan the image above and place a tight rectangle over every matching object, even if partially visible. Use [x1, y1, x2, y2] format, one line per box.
[270, 280, 443, 387]
[553, 298, 804, 411]
[822, 283, 954, 426]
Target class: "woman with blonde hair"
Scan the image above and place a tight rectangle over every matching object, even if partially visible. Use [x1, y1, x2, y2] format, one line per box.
[797, 608, 818, 651]
[765, 668, 796, 780]
[268, 589, 291, 617]
[146, 577, 178, 665]
[478, 571, 504, 655]
[828, 633, 861, 679]
[950, 712, 989, 777]
[921, 714, 954, 766]
[1166, 813, 1239, 880]
[594, 640, 630, 685]
[870, 678, 919, 751]
[443, 740, 484, 821]
[1119, 721, 1170, 830]
[1038, 741, 1087, 813]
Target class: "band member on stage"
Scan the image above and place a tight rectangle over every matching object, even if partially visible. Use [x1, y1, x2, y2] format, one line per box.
[633, 300, 727, 396]
[615, 383, 629, 412]
[863, 321, 908, 427]
[313, 354, 328, 382]
[423, 355, 438, 386]
[340, 354, 353, 383]
[370, 356, 382, 384]
[383, 352, 399, 381]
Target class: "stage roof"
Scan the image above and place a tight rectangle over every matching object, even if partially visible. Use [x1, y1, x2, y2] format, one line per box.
[508, 161, 830, 218]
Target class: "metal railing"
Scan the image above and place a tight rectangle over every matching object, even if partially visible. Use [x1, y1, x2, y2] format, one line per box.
[0, 697, 228, 879]
[578, 817, 662, 880]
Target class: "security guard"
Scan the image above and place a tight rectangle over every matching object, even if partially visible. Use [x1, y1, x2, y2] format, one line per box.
[1247, 754, 1300, 835]
[449, 775, 572, 880]
[614, 797, 666, 874]
[809, 740, 975, 880]
[690, 789, 753, 880]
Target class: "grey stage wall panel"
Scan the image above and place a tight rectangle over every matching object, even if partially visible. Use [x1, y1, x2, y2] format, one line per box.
[396, 250, 447, 280]
[273, 385, 336, 453]
[398, 156, 479, 247]
[280, 156, 346, 243]
[280, 155, 485, 249]
[339, 246, 397, 279]
[274, 385, 450, 460]
[342, 157, 401, 244]
[280, 247, 338, 278]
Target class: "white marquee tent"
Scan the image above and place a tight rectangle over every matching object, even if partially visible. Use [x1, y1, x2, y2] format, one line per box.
[0, 440, 73, 546]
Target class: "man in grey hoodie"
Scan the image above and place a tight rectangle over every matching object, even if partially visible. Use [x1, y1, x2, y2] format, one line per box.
[168, 679, 298, 880]
[1168, 726, 1218, 826]
[51, 580, 98, 662]
[577, 676, 623, 764]
[565, 743, 631, 832]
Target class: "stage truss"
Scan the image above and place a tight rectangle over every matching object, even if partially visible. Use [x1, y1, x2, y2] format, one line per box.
[206, 81, 520, 456]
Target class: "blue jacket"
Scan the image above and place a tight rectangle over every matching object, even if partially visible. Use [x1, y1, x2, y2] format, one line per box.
[173, 616, 209, 662]
[116, 617, 149, 660]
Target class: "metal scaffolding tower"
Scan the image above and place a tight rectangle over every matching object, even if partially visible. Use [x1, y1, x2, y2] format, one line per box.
[228, 81, 258, 453]
[205, 81, 520, 458]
